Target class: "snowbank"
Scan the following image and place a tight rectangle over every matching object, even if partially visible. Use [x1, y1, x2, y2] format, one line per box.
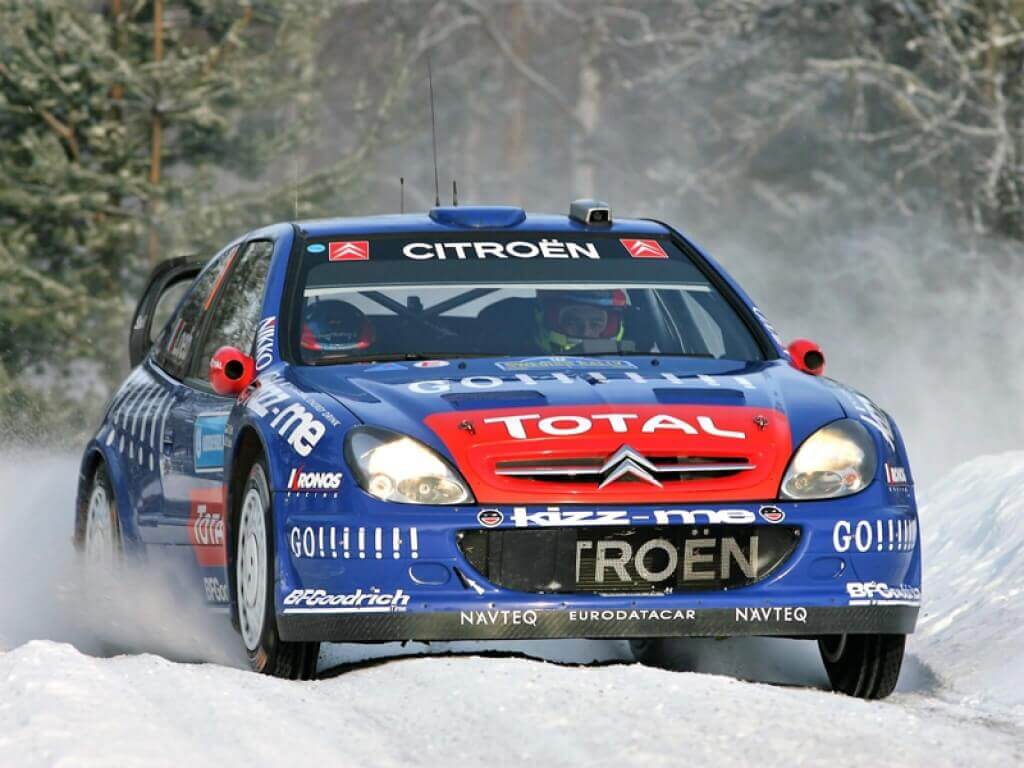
[913, 451, 1024, 719]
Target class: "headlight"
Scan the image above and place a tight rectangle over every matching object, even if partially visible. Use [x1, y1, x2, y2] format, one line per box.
[780, 419, 877, 500]
[344, 427, 474, 505]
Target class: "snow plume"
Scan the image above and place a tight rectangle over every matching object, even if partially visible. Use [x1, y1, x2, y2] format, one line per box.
[706, 219, 1024, 485]
[0, 452, 244, 667]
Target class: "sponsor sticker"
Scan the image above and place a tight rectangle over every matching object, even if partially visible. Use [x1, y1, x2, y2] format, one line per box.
[193, 414, 229, 471]
[254, 316, 276, 371]
[832, 519, 917, 553]
[189, 488, 226, 567]
[204, 577, 229, 603]
[407, 371, 757, 394]
[510, 506, 756, 528]
[759, 505, 785, 524]
[495, 356, 637, 372]
[243, 376, 327, 457]
[412, 360, 449, 369]
[287, 468, 343, 493]
[364, 363, 406, 372]
[735, 606, 807, 623]
[620, 238, 668, 259]
[402, 239, 599, 261]
[283, 587, 410, 613]
[885, 464, 909, 485]
[846, 581, 921, 606]
[477, 509, 503, 527]
[460, 610, 538, 626]
[329, 241, 370, 261]
[306, 243, 326, 254]
[289, 525, 419, 560]
[482, 411, 745, 441]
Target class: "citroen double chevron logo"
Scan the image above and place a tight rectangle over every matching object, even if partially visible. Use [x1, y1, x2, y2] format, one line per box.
[598, 445, 663, 489]
[620, 238, 668, 259]
[329, 240, 370, 261]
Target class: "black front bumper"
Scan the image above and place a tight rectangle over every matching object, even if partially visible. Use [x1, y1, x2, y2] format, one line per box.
[278, 604, 919, 643]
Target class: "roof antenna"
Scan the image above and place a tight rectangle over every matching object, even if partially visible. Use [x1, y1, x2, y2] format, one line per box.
[452, 179, 458, 206]
[400, 176, 405, 214]
[427, 53, 441, 207]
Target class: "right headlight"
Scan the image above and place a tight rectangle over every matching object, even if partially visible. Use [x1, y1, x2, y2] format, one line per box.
[780, 419, 877, 500]
[344, 426, 474, 505]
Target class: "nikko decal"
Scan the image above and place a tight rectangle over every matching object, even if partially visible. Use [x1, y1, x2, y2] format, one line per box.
[329, 241, 369, 261]
[402, 239, 599, 260]
[620, 238, 668, 259]
[193, 413, 229, 471]
[495, 356, 637, 372]
[254, 316, 276, 371]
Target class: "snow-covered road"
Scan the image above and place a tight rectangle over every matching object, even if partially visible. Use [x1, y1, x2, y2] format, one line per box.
[1, 453, 1022, 767]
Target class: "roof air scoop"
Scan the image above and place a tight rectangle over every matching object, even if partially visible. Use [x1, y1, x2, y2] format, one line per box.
[569, 199, 612, 226]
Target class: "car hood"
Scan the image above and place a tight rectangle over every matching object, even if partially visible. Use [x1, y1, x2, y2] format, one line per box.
[291, 356, 848, 504]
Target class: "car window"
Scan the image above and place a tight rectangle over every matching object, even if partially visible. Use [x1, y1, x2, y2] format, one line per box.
[152, 245, 237, 379]
[191, 240, 274, 380]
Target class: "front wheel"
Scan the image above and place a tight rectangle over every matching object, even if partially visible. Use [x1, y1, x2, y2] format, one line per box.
[235, 459, 319, 680]
[818, 633, 905, 699]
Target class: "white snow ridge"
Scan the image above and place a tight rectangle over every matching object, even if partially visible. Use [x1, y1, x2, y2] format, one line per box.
[1, 453, 1023, 767]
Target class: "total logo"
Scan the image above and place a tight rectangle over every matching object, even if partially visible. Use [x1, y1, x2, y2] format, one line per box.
[482, 412, 745, 440]
[287, 468, 343, 492]
[188, 488, 227, 568]
[282, 587, 410, 613]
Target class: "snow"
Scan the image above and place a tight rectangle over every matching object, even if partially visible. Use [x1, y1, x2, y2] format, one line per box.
[1, 452, 1023, 766]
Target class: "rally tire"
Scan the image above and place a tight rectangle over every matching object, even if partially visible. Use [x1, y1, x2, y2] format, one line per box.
[235, 458, 320, 680]
[818, 633, 905, 700]
[82, 462, 122, 575]
[629, 638, 671, 667]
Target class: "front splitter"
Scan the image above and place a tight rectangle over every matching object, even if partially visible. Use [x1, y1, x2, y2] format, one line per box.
[278, 604, 918, 643]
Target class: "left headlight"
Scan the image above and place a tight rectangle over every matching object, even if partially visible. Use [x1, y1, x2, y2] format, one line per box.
[780, 419, 877, 500]
[344, 426, 474, 505]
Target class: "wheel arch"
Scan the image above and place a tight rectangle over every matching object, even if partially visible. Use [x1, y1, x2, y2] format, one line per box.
[75, 443, 136, 551]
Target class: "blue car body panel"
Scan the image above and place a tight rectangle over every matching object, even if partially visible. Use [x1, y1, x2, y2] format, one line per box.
[78, 208, 921, 642]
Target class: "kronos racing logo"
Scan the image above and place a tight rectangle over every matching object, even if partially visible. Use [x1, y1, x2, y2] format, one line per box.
[287, 468, 343, 492]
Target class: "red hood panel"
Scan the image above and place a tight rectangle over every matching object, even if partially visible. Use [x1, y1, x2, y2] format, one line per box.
[425, 404, 791, 503]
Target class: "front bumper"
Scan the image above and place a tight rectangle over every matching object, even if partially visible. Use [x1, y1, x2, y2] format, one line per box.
[274, 489, 921, 643]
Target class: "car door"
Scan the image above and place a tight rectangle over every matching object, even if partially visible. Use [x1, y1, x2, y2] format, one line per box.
[136, 244, 239, 541]
[161, 239, 275, 600]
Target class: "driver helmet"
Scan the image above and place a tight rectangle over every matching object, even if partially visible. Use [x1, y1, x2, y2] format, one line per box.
[301, 299, 375, 355]
[535, 289, 627, 352]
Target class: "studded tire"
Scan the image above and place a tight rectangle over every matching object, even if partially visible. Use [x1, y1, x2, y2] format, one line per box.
[234, 457, 319, 680]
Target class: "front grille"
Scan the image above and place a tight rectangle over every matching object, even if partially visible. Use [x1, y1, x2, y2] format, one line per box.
[458, 525, 799, 594]
[494, 455, 754, 483]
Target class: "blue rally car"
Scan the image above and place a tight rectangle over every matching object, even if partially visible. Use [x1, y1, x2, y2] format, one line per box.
[76, 200, 920, 697]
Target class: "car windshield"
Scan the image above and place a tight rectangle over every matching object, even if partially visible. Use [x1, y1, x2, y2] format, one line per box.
[287, 233, 766, 364]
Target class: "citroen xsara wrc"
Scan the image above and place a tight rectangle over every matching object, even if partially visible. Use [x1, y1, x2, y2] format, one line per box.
[76, 200, 919, 698]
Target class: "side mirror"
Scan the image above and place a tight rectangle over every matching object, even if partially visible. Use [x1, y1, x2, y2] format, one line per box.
[210, 346, 255, 396]
[787, 339, 825, 376]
